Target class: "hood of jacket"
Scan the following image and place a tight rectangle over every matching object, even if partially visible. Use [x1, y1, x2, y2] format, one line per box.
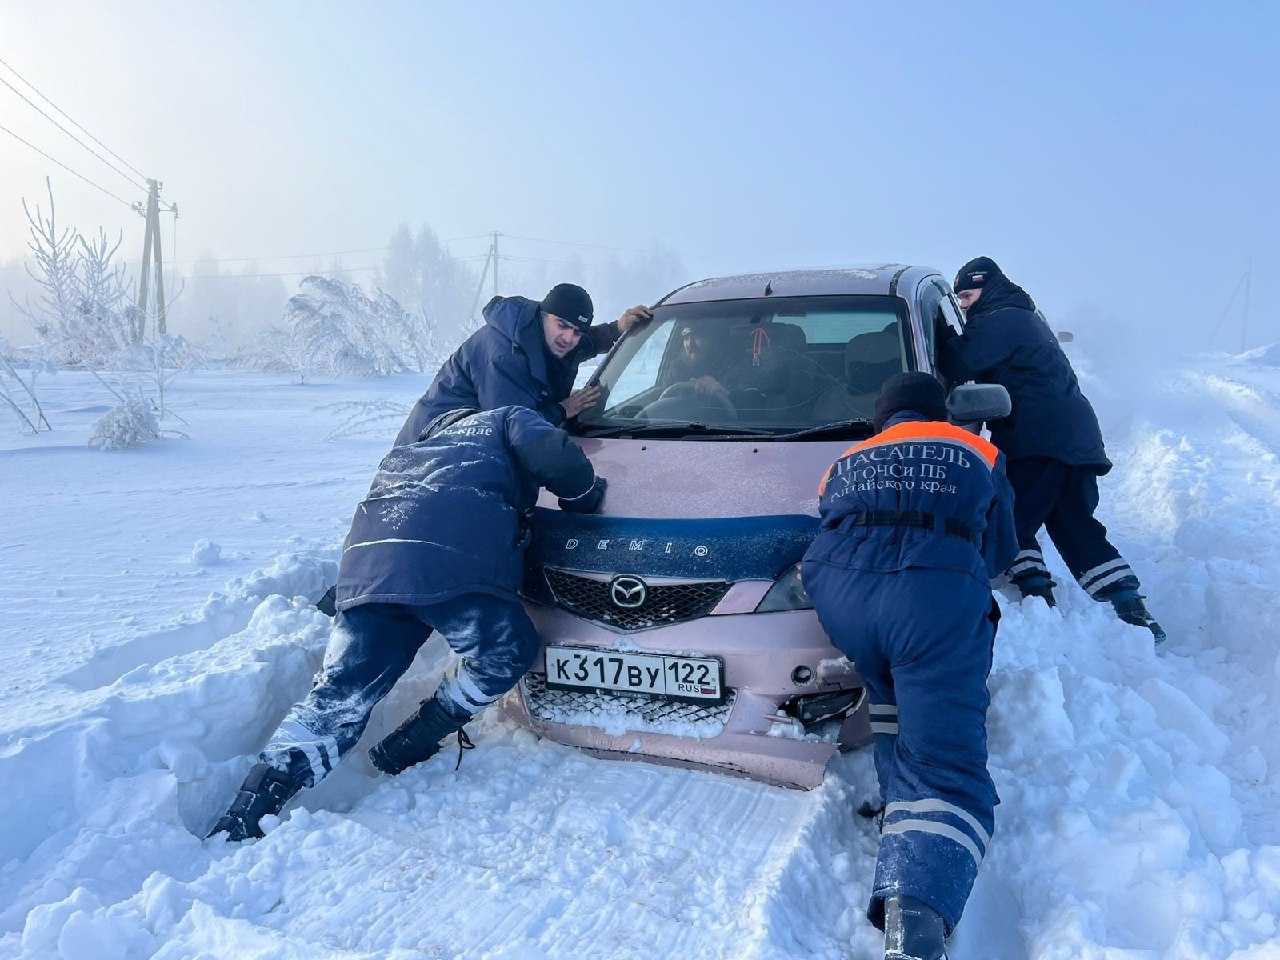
[965, 274, 1036, 321]
[484, 295, 555, 389]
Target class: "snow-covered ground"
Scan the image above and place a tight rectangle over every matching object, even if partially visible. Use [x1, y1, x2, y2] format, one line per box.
[3, 352, 1279, 959]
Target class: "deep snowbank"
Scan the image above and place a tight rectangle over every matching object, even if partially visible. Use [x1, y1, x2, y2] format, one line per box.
[3, 359, 1280, 958]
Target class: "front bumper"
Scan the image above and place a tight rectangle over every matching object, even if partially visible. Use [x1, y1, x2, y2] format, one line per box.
[504, 600, 871, 789]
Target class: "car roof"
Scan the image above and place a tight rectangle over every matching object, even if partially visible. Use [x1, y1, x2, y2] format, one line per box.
[656, 264, 944, 306]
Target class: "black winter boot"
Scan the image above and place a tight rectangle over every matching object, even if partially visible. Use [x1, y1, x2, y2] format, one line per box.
[884, 895, 948, 960]
[369, 697, 468, 775]
[1016, 574, 1057, 608]
[1106, 588, 1166, 644]
[207, 749, 313, 842]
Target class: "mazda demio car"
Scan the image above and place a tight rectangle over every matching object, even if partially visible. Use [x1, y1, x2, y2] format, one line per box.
[504, 264, 987, 788]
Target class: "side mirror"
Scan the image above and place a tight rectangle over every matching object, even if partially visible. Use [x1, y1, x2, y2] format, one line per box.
[1057, 330, 1075, 343]
[947, 382, 1011, 424]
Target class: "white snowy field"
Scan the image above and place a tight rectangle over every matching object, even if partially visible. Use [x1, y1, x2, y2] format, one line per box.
[2, 351, 1280, 960]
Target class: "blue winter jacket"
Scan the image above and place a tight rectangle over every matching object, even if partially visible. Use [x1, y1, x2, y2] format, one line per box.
[942, 277, 1111, 471]
[337, 406, 601, 611]
[803, 412, 1018, 584]
[394, 296, 620, 446]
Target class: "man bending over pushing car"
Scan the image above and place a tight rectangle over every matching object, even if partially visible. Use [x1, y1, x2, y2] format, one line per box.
[209, 404, 606, 841]
[802, 373, 1017, 960]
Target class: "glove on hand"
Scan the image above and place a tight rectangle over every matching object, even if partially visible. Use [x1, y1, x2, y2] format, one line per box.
[559, 476, 607, 514]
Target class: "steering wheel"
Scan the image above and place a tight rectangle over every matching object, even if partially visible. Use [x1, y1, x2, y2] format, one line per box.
[658, 380, 736, 414]
[658, 380, 696, 400]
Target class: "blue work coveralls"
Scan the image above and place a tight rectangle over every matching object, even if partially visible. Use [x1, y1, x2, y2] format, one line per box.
[941, 278, 1140, 599]
[801, 412, 1018, 934]
[262, 406, 602, 788]
[394, 295, 619, 445]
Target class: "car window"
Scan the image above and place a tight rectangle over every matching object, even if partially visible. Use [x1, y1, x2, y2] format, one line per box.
[582, 294, 909, 435]
[937, 283, 964, 334]
[607, 318, 676, 405]
[915, 279, 945, 356]
[778, 310, 900, 344]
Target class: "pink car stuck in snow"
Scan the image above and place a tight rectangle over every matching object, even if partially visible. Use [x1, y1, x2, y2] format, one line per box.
[505, 265, 1006, 788]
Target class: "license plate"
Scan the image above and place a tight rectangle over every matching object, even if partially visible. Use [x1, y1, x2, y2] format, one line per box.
[544, 646, 724, 703]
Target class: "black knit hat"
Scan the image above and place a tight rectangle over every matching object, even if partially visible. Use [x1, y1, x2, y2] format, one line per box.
[873, 372, 948, 432]
[953, 256, 1003, 294]
[540, 283, 594, 331]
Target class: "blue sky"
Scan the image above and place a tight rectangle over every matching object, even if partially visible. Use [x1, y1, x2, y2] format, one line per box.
[0, 1, 1275, 347]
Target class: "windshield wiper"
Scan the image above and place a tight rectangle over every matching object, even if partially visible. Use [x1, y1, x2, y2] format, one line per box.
[578, 420, 775, 439]
[776, 418, 876, 441]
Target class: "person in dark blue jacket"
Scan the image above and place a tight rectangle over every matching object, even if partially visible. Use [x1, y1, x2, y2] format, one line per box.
[802, 372, 1017, 960]
[945, 257, 1164, 643]
[394, 283, 651, 446]
[209, 405, 606, 842]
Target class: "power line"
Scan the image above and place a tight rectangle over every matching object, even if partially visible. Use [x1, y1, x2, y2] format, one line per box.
[0, 54, 148, 183]
[166, 245, 390, 266]
[497, 231, 640, 254]
[0, 120, 135, 209]
[0, 73, 147, 191]
[498, 253, 607, 268]
[439, 232, 495, 244]
[184, 264, 382, 279]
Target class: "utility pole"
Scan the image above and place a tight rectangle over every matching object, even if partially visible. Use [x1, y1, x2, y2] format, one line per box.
[466, 241, 495, 326]
[1207, 264, 1253, 353]
[492, 231, 500, 299]
[1241, 257, 1252, 353]
[132, 178, 177, 340]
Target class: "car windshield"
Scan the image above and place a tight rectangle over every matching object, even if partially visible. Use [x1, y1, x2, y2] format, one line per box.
[578, 295, 910, 438]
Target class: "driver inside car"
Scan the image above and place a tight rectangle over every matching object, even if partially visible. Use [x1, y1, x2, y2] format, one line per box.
[674, 324, 732, 399]
[663, 323, 788, 412]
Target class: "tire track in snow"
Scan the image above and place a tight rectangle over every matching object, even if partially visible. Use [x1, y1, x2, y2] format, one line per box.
[1, 570, 892, 960]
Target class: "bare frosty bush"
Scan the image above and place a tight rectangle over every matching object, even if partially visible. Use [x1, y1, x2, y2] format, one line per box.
[88, 391, 160, 450]
[130, 334, 202, 421]
[239, 276, 437, 382]
[12, 181, 139, 369]
[0, 337, 52, 434]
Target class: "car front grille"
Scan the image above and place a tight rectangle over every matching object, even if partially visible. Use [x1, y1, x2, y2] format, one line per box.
[544, 569, 730, 631]
[520, 673, 736, 738]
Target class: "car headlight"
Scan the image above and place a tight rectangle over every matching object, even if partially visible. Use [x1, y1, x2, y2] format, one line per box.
[755, 564, 813, 612]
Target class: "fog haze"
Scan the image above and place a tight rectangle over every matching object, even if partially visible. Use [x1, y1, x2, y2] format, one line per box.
[1, 1, 1275, 351]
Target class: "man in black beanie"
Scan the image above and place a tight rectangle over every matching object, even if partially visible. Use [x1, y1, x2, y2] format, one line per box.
[394, 283, 652, 446]
[945, 257, 1164, 643]
[804, 372, 1018, 960]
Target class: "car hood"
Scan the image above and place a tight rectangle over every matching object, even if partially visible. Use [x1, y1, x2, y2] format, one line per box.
[526, 437, 844, 589]
[538, 436, 841, 519]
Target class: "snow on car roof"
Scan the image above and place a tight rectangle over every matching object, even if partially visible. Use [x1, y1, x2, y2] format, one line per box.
[658, 264, 938, 305]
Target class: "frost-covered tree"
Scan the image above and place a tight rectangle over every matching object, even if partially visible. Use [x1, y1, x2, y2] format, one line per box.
[598, 243, 687, 318]
[415, 225, 473, 337]
[169, 256, 289, 355]
[374, 223, 477, 360]
[381, 223, 420, 311]
[73, 228, 138, 360]
[11, 180, 141, 369]
[11, 180, 79, 363]
[240, 276, 425, 381]
[239, 322, 312, 382]
[287, 276, 412, 377]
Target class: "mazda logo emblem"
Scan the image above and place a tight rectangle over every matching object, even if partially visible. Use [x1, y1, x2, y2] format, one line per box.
[610, 575, 647, 609]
